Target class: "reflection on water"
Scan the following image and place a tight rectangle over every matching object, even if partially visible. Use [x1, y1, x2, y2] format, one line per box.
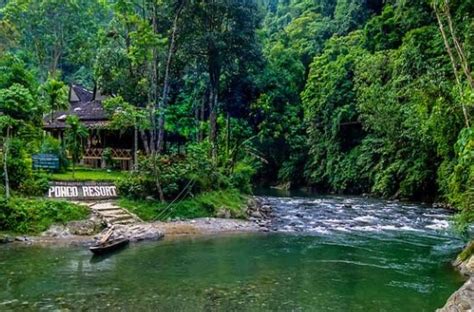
[0, 195, 467, 311]
[89, 246, 129, 264]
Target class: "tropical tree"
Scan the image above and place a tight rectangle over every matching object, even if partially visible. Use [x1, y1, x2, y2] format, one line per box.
[95, 0, 182, 155]
[64, 115, 88, 178]
[0, 116, 15, 199]
[1, 0, 109, 82]
[40, 76, 68, 122]
[430, 0, 472, 127]
[103, 96, 150, 169]
[182, 0, 262, 161]
[0, 53, 40, 196]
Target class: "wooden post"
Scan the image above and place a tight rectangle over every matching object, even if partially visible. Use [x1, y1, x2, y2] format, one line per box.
[98, 225, 115, 244]
[133, 125, 138, 171]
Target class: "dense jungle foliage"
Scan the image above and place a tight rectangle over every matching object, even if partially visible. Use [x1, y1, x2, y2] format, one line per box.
[0, 0, 472, 223]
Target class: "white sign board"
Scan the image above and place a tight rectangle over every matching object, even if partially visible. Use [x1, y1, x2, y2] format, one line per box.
[47, 182, 118, 200]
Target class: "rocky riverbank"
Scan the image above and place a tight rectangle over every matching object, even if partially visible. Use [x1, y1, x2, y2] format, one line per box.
[0, 196, 271, 246]
[246, 196, 272, 230]
[438, 241, 474, 312]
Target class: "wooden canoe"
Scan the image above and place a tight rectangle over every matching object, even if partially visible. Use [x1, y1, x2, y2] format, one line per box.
[89, 238, 129, 255]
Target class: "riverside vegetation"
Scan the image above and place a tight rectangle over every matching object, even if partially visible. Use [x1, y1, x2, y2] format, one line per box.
[0, 0, 473, 233]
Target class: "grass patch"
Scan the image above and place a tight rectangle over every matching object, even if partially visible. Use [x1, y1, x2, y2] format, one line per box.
[119, 190, 247, 221]
[458, 241, 474, 262]
[0, 197, 90, 234]
[50, 168, 127, 182]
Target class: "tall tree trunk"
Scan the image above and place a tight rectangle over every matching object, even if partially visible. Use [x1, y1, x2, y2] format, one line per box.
[208, 84, 218, 162]
[133, 125, 138, 170]
[72, 159, 75, 179]
[146, 3, 164, 204]
[199, 93, 206, 142]
[51, 47, 61, 77]
[151, 152, 165, 203]
[3, 127, 10, 199]
[208, 54, 220, 162]
[443, 2, 474, 89]
[225, 112, 230, 159]
[140, 130, 150, 156]
[157, 1, 184, 152]
[194, 99, 200, 142]
[150, 4, 159, 153]
[434, 9, 471, 127]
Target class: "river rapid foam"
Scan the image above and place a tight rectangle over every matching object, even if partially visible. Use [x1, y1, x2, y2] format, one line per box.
[262, 196, 459, 236]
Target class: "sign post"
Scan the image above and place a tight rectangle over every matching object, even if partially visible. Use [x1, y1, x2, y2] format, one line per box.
[32, 154, 60, 171]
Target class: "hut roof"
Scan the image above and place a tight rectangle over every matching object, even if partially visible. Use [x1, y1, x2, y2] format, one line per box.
[44, 84, 109, 129]
[71, 84, 94, 103]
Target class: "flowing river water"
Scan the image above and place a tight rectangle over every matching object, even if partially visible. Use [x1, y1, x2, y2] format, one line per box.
[0, 195, 469, 311]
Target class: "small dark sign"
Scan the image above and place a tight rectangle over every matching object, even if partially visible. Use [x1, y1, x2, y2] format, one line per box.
[32, 154, 60, 170]
[47, 181, 118, 200]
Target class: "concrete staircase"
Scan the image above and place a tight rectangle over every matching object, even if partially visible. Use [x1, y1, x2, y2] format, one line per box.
[87, 201, 142, 226]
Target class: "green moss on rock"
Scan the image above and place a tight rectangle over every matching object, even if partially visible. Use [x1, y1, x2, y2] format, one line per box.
[458, 241, 474, 263]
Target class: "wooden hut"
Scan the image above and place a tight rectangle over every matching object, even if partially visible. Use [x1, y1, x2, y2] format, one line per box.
[44, 84, 134, 170]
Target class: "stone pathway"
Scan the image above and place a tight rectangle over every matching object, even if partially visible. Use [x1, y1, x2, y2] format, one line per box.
[86, 201, 142, 226]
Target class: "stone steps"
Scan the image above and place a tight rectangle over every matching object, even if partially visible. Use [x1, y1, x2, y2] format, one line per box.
[114, 220, 136, 225]
[101, 214, 130, 220]
[89, 201, 141, 226]
[94, 207, 123, 212]
[99, 210, 128, 216]
[92, 203, 119, 210]
[108, 214, 134, 222]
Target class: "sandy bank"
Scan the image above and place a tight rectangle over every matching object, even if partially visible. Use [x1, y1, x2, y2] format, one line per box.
[1, 217, 264, 247]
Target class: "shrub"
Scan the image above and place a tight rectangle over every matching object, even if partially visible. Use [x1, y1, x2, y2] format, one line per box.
[119, 190, 246, 221]
[102, 147, 116, 169]
[117, 143, 230, 200]
[1, 137, 55, 197]
[40, 135, 69, 171]
[18, 172, 50, 196]
[0, 197, 89, 234]
[447, 128, 474, 209]
[116, 174, 155, 199]
[2, 138, 32, 189]
[229, 161, 256, 193]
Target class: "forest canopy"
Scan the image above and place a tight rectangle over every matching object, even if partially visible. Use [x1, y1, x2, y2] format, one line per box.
[0, 0, 472, 220]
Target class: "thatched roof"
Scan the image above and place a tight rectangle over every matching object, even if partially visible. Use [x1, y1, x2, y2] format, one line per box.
[71, 84, 94, 103]
[44, 84, 109, 130]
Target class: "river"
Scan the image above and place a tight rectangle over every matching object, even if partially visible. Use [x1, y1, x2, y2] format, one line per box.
[0, 195, 468, 311]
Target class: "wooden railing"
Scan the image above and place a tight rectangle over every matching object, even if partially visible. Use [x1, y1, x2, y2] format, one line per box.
[83, 148, 132, 160]
[82, 148, 133, 170]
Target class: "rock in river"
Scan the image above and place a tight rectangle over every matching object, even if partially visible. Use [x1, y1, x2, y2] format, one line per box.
[438, 242, 474, 312]
[438, 278, 474, 312]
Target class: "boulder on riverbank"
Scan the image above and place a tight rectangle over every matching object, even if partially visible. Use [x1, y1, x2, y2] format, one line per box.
[454, 241, 474, 276]
[42, 213, 104, 238]
[438, 278, 474, 312]
[96, 224, 164, 242]
[438, 241, 474, 312]
[246, 196, 272, 231]
[246, 196, 271, 219]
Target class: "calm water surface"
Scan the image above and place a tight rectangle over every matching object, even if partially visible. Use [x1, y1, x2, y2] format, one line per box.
[0, 195, 468, 311]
